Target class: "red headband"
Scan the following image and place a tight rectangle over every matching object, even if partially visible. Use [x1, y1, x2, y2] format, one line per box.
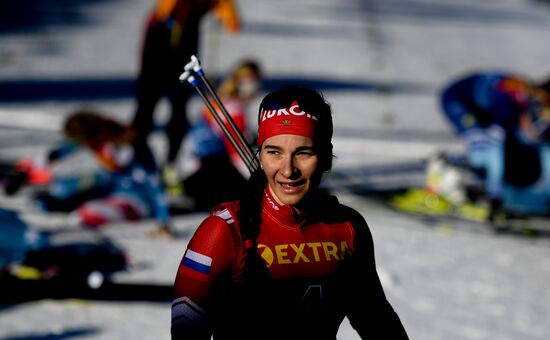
[257, 101, 318, 146]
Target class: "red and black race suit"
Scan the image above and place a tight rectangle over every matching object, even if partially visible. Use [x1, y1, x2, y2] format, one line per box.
[172, 189, 408, 340]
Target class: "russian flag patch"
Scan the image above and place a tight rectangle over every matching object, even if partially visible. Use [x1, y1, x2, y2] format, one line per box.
[182, 249, 212, 275]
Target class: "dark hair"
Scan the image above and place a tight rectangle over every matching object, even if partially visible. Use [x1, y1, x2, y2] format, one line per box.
[235, 59, 262, 78]
[237, 87, 334, 283]
[64, 110, 127, 147]
[237, 169, 270, 283]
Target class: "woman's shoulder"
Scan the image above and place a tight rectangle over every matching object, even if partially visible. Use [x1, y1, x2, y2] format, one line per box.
[209, 201, 240, 225]
[205, 201, 244, 235]
[211, 200, 240, 216]
[196, 201, 243, 254]
[192, 201, 242, 246]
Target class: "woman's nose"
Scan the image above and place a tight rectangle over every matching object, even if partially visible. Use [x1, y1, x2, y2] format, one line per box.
[280, 156, 297, 178]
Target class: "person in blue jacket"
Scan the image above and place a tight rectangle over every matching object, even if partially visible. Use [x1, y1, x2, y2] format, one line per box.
[31, 110, 172, 236]
[440, 71, 550, 218]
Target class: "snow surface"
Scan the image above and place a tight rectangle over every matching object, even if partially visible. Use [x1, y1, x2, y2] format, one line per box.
[1, 0, 550, 339]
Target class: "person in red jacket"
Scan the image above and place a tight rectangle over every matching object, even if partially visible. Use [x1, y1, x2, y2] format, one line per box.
[171, 86, 409, 339]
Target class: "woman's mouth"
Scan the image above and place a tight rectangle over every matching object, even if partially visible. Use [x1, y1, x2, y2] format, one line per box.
[279, 180, 305, 192]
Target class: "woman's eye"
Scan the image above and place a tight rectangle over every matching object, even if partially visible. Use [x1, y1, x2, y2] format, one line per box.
[296, 151, 314, 157]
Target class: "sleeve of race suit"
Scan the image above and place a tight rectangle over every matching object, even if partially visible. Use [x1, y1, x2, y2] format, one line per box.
[171, 213, 235, 340]
[343, 207, 409, 339]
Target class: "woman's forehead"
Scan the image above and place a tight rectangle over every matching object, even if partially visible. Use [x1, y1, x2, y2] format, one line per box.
[262, 134, 314, 148]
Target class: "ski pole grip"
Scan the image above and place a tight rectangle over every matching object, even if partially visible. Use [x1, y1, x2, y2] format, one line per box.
[179, 71, 199, 87]
[184, 55, 205, 76]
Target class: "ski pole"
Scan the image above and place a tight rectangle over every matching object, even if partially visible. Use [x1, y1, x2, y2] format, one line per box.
[184, 56, 258, 171]
[181, 70, 257, 174]
[180, 60, 259, 174]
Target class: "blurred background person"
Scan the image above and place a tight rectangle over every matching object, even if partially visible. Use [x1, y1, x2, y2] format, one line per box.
[183, 59, 262, 210]
[12, 110, 173, 236]
[131, 0, 241, 197]
[438, 71, 550, 219]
